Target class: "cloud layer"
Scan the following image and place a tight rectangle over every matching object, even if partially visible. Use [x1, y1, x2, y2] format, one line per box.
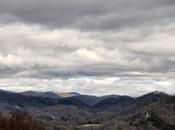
[0, 0, 175, 96]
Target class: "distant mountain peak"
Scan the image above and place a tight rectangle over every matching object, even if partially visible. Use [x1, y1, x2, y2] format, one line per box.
[146, 91, 169, 96]
[56, 92, 81, 98]
[151, 91, 167, 95]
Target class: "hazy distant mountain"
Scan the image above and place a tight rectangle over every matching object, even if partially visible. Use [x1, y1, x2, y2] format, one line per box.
[0, 89, 172, 108]
[0, 90, 87, 110]
[21, 91, 61, 99]
[0, 90, 59, 109]
[21, 90, 133, 106]
[21, 91, 81, 99]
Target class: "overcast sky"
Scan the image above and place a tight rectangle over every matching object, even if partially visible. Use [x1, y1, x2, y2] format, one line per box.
[0, 0, 175, 96]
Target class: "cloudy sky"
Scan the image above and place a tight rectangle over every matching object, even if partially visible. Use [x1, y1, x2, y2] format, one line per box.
[0, 0, 175, 96]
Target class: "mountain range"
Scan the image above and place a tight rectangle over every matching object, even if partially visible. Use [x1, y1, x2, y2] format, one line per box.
[0, 89, 174, 130]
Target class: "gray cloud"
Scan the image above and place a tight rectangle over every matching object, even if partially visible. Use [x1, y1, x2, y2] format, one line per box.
[0, 0, 175, 30]
[0, 23, 175, 78]
[0, 0, 175, 95]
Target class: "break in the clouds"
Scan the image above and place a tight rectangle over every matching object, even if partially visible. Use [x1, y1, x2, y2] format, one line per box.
[0, 0, 175, 96]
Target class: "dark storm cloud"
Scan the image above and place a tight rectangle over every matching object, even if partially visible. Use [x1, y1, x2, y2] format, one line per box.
[0, 0, 175, 30]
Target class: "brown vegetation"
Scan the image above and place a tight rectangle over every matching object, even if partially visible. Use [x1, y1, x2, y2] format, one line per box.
[0, 111, 45, 130]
